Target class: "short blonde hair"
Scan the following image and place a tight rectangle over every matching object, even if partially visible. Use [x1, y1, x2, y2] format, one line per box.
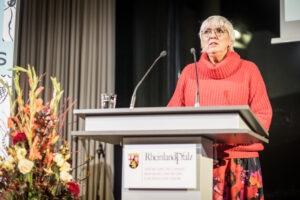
[199, 15, 235, 51]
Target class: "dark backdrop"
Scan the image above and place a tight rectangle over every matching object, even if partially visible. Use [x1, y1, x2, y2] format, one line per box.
[115, 0, 300, 199]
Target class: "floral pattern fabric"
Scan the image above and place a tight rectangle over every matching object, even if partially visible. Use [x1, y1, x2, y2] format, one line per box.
[213, 157, 264, 200]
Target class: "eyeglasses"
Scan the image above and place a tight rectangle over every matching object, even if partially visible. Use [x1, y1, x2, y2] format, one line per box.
[201, 27, 227, 38]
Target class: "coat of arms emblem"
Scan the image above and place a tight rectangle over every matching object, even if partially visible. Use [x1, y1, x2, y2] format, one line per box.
[128, 153, 139, 169]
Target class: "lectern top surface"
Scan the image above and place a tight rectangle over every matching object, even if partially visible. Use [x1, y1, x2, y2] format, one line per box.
[74, 105, 250, 116]
[73, 106, 268, 138]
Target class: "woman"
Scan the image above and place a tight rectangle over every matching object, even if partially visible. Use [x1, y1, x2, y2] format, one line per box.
[167, 15, 272, 200]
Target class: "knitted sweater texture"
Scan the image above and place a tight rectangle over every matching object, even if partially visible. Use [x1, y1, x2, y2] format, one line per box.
[167, 51, 272, 158]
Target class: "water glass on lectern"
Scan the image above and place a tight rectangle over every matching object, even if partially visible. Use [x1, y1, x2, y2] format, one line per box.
[101, 93, 117, 109]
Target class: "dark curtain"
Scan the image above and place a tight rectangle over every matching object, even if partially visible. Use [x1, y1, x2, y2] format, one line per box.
[116, 0, 170, 108]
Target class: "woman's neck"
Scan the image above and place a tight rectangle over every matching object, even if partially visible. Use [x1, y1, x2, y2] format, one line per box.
[207, 50, 228, 65]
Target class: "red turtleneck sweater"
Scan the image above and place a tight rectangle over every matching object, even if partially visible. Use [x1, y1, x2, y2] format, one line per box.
[167, 51, 272, 158]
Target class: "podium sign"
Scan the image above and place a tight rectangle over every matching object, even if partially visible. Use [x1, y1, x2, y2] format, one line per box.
[123, 144, 197, 189]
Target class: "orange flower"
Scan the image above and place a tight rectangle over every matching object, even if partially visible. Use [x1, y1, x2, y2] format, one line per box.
[45, 139, 53, 150]
[32, 136, 41, 146]
[10, 131, 17, 137]
[35, 86, 44, 96]
[30, 118, 35, 127]
[32, 123, 39, 130]
[44, 152, 54, 167]
[8, 116, 21, 129]
[23, 104, 30, 115]
[34, 98, 45, 112]
[23, 124, 30, 137]
[29, 146, 42, 160]
[29, 78, 33, 87]
[30, 118, 39, 131]
[7, 117, 15, 129]
[40, 138, 52, 154]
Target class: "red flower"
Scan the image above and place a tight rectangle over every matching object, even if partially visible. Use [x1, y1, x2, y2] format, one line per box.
[68, 182, 80, 198]
[12, 132, 27, 145]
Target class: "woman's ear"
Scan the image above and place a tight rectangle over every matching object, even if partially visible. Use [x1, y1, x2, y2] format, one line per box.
[228, 40, 234, 49]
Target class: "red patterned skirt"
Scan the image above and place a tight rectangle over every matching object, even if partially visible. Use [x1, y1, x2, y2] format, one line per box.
[213, 157, 264, 200]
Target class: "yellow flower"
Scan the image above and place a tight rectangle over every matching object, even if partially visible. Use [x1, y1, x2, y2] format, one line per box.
[60, 171, 73, 182]
[53, 153, 63, 162]
[1, 155, 15, 171]
[52, 135, 60, 145]
[7, 147, 14, 155]
[53, 153, 64, 167]
[60, 162, 71, 172]
[43, 168, 54, 175]
[17, 148, 27, 160]
[64, 154, 71, 161]
[57, 160, 64, 167]
[2, 161, 14, 171]
[18, 158, 34, 174]
[7, 155, 14, 163]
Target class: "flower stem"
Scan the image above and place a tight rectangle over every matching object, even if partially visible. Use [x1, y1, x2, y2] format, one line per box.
[28, 171, 33, 199]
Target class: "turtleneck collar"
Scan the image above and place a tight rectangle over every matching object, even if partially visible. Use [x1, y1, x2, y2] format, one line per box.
[198, 50, 241, 79]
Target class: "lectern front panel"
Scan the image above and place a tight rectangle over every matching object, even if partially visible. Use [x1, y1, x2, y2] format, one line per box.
[121, 137, 213, 200]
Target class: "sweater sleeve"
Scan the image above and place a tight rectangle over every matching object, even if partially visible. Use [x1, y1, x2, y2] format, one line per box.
[248, 64, 273, 131]
[167, 68, 187, 107]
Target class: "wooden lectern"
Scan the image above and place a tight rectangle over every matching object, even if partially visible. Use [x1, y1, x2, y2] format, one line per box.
[72, 106, 269, 200]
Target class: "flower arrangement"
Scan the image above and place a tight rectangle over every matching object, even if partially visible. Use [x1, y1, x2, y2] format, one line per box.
[0, 66, 81, 199]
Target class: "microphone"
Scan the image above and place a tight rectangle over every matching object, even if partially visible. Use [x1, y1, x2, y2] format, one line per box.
[190, 48, 200, 107]
[129, 50, 167, 109]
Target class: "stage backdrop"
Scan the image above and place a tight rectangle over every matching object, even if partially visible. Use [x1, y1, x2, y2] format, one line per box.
[0, 0, 18, 158]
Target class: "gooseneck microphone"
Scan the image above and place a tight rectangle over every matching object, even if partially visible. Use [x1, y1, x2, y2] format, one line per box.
[190, 48, 200, 107]
[129, 50, 167, 109]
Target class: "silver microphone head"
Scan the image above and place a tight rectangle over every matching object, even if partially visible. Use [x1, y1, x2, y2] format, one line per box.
[160, 50, 167, 57]
[190, 48, 196, 54]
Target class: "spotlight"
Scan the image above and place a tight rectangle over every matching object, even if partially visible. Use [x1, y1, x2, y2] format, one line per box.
[233, 27, 252, 49]
[234, 30, 241, 39]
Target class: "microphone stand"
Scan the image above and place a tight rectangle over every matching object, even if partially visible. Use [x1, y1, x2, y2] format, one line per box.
[190, 48, 200, 107]
[129, 51, 167, 109]
[96, 143, 106, 200]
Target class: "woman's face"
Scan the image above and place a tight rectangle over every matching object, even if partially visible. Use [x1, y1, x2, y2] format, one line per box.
[201, 26, 233, 58]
